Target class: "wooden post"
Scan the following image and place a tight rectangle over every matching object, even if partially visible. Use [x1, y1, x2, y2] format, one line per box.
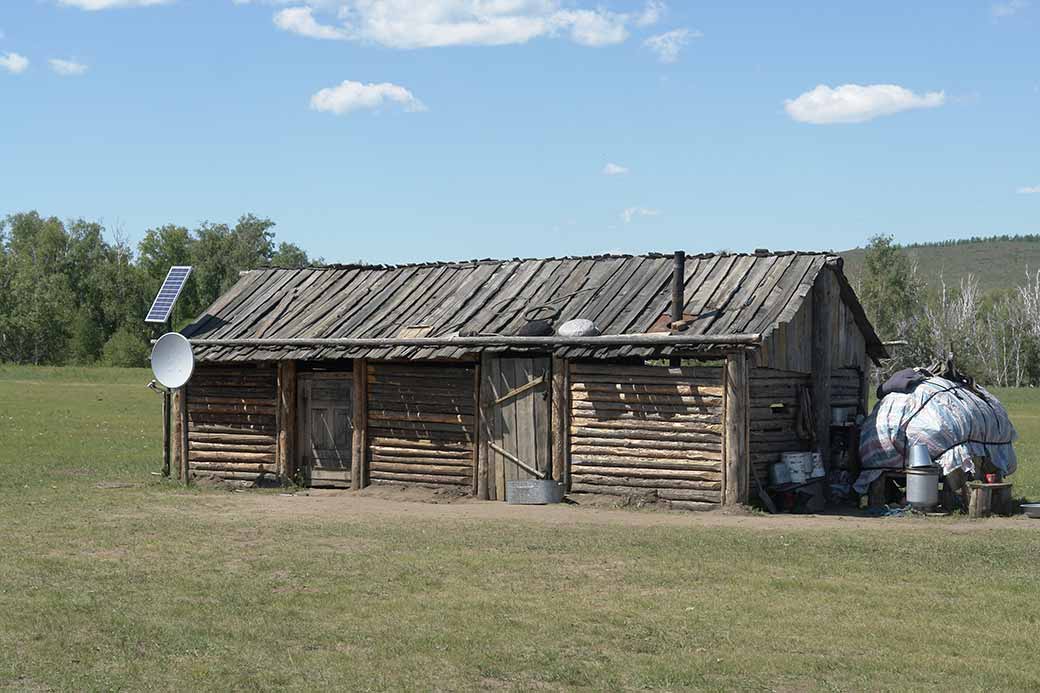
[172, 388, 183, 481]
[812, 269, 837, 472]
[277, 361, 297, 483]
[161, 390, 171, 477]
[723, 350, 750, 506]
[477, 352, 493, 500]
[471, 360, 481, 497]
[551, 355, 570, 490]
[179, 384, 190, 485]
[351, 358, 368, 490]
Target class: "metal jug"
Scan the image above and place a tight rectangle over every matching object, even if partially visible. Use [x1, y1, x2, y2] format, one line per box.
[908, 443, 934, 469]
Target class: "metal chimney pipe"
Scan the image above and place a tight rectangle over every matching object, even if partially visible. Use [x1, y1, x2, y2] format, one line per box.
[670, 250, 686, 367]
[671, 250, 686, 328]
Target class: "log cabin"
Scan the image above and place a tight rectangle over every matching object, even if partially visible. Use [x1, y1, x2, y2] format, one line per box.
[172, 250, 886, 510]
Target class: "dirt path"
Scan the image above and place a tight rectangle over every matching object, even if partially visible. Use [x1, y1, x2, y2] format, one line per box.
[194, 484, 1039, 533]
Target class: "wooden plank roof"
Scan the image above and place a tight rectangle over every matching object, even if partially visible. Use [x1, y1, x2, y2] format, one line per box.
[182, 251, 885, 362]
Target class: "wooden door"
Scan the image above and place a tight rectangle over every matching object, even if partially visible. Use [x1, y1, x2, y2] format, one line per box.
[484, 356, 551, 500]
[298, 372, 353, 487]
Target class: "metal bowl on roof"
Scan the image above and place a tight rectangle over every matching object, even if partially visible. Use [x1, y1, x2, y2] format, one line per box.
[557, 319, 600, 337]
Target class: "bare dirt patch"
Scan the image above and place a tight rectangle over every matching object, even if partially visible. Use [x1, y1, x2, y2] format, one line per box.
[186, 484, 1039, 533]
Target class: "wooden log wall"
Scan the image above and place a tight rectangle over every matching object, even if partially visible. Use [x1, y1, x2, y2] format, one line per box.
[186, 364, 279, 481]
[749, 367, 812, 488]
[366, 362, 476, 487]
[568, 362, 724, 510]
[831, 367, 863, 409]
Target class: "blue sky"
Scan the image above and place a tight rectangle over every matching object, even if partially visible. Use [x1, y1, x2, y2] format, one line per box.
[1, 0, 1037, 264]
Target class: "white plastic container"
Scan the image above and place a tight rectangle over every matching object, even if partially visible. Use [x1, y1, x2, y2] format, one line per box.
[782, 452, 812, 484]
[769, 462, 792, 486]
[809, 452, 825, 478]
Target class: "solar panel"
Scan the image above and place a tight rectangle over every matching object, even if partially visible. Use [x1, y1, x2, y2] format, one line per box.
[145, 266, 193, 324]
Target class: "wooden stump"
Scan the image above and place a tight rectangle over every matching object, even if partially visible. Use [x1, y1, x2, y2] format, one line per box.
[968, 482, 1013, 519]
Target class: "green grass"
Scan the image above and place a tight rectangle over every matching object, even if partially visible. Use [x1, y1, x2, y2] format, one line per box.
[2, 368, 1040, 691]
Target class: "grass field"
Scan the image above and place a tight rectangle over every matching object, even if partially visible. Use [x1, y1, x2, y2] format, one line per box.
[841, 236, 1040, 293]
[2, 366, 1040, 691]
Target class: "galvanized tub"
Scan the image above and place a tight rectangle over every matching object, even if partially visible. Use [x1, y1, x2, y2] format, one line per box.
[505, 479, 565, 505]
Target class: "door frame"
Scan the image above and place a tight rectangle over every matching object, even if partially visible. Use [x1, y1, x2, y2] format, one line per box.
[479, 354, 553, 501]
[296, 370, 355, 487]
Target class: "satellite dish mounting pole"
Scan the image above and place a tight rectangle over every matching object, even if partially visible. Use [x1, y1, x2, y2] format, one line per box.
[144, 266, 193, 483]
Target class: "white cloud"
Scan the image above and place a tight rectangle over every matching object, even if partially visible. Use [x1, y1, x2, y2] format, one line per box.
[635, 0, 665, 27]
[784, 83, 945, 124]
[992, 0, 1030, 17]
[274, 7, 351, 40]
[49, 58, 88, 76]
[1017, 185, 1040, 194]
[621, 207, 660, 223]
[268, 1, 654, 49]
[602, 162, 629, 176]
[310, 80, 427, 115]
[552, 9, 629, 47]
[57, 0, 172, 9]
[0, 52, 29, 74]
[643, 27, 700, 63]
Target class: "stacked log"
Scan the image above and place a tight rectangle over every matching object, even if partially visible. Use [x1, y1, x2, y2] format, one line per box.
[367, 363, 476, 486]
[749, 367, 811, 485]
[568, 362, 724, 508]
[186, 365, 278, 480]
[831, 367, 862, 407]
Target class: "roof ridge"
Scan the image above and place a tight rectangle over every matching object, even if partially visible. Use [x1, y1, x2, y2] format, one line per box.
[249, 250, 839, 273]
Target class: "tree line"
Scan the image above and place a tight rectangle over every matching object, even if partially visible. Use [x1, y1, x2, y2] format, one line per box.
[4, 214, 1038, 387]
[857, 235, 1040, 387]
[0, 211, 317, 367]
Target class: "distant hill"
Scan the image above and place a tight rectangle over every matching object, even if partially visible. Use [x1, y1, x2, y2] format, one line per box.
[840, 235, 1040, 294]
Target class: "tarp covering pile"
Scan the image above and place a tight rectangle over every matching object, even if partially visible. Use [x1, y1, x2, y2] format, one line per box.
[855, 376, 1017, 494]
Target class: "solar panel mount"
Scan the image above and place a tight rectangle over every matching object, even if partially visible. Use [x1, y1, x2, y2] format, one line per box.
[145, 266, 193, 324]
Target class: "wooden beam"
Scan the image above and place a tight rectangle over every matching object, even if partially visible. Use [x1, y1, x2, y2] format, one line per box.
[180, 385, 190, 485]
[492, 375, 545, 406]
[723, 350, 750, 506]
[476, 352, 493, 500]
[472, 360, 481, 497]
[161, 390, 171, 477]
[171, 388, 183, 481]
[277, 361, 297, 482]
[551, 355, 570, 489]
[187, 333, 761, 349]
[812, 269, 837, 472]
[488, 442, 546, 479]
[351, 358, 368, 490]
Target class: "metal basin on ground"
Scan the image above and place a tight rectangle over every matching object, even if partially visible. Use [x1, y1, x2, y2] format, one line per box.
[505, 480, 565, 505]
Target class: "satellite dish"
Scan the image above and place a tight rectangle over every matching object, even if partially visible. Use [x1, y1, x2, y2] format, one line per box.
[151, 332, 195, 389]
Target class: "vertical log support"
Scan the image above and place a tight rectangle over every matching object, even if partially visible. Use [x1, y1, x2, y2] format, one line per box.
[351, 358, 368, 490]
[476, 352, 493, 500]
[723, 349, 750, 506]
[551, 355, 570, 490]
[277, 361, 298, 483]
[812, 269, 837, 472]
[472, 360, 482, 497]
[179, 385, 190, 485]
[161, 390, 171, 477]
[171, 388, 183, 481]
